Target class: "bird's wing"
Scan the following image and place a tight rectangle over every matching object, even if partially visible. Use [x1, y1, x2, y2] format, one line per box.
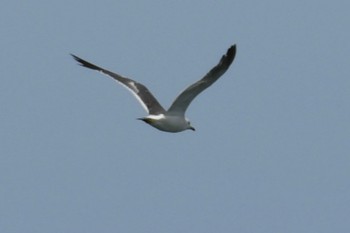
[167, 45, 236, 115]
[71, 54, 165, 115]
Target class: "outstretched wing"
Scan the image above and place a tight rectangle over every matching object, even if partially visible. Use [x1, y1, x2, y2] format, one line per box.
[71, 54, 165, 115]
[167, 45, 236, 115]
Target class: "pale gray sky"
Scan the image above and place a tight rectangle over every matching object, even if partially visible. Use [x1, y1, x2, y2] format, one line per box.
[1, 1, 349, 232]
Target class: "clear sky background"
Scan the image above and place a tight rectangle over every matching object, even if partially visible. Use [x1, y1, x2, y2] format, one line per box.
[1, 1, 349, 232]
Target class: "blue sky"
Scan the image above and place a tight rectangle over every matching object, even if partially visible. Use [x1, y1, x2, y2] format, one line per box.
[1, 0, 349, 232]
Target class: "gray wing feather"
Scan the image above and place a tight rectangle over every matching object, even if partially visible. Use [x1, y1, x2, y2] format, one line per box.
[168, 45, 236, 115]
[71, 54, 165, 115]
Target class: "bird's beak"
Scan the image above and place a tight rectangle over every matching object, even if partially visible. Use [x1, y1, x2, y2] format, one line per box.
[137, 117, 154, 124]
[189, 126, 195, 131]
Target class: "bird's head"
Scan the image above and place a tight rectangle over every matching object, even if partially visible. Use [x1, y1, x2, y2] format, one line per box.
[186, 120, 195, 131]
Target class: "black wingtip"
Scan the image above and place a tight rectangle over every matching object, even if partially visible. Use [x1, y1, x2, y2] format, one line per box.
[70, 53, 86, 66]
[227, 44, 237, 60]
[220, 44, 236, 67]
[70, 53, 103, 71]
[70, 53, 82, 63]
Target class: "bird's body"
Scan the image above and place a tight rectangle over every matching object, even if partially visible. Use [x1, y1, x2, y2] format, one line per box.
[138, 114, 193, 132]
[71, 45, 236, 133]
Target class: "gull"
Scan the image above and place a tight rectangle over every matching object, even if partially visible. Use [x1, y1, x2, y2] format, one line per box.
[71, 44, 236, 133]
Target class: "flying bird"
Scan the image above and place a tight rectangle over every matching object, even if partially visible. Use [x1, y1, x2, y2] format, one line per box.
[71, 45, 236, 132]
